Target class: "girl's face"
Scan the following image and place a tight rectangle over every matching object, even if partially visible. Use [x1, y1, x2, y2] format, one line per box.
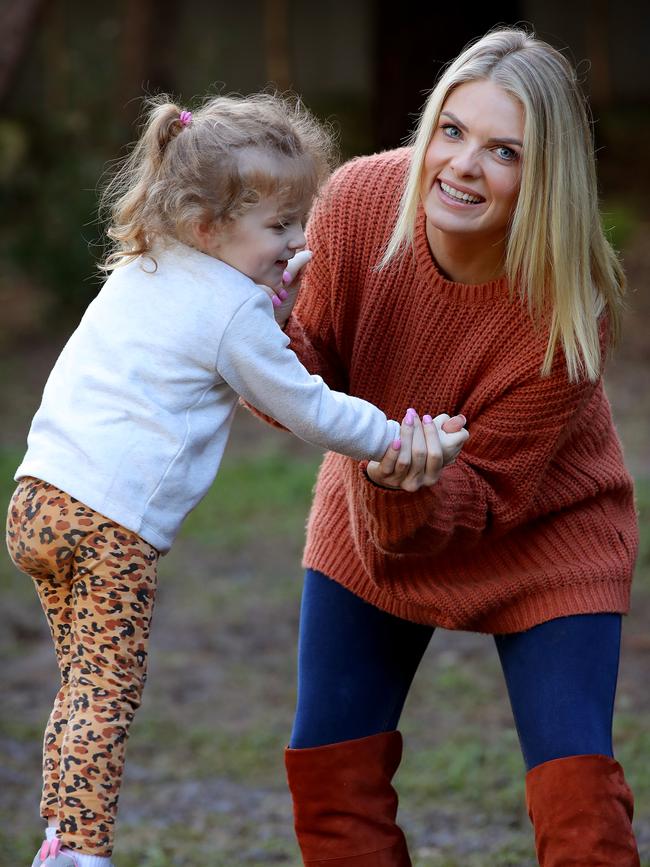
[420, 79, 524, 249]
[202, 194, 306, 290]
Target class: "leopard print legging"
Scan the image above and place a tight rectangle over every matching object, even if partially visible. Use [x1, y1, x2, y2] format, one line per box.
[6, 477, 158, 857]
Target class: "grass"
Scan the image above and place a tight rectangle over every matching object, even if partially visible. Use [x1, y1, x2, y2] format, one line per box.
[180, 450, 321, 550]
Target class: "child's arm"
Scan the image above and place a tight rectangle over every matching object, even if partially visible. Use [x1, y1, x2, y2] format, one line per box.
[217, 290, 401, 462]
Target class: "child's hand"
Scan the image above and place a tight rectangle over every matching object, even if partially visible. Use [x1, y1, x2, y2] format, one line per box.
[367, 411, 468, 491]
[273, 249, 313, 327]
[435, 413, 469, 466]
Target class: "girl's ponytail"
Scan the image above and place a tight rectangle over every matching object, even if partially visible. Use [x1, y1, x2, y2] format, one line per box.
[100, 98, 190, 270]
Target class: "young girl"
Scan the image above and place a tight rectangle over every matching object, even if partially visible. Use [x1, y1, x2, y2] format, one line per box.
[6, 93, 468, 867]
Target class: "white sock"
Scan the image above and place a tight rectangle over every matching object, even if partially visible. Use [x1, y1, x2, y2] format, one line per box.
[45, 826, 59, 841]
[61, 851, 114, 867]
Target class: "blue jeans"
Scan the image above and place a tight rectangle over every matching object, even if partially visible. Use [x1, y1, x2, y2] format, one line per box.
[290, 569, 621, 770]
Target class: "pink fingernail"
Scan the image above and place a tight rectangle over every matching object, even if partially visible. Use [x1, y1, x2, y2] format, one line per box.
[423, 414, 432, 424]
[272, 295, 281, 307]
[278, 287, 288, 300]
[404, 414, 414, 426]
[40, 842, 49, 860]
[392, 438, 401, 450]
[51, 839, 61, 857]
[407, 407, 416, 416]
[282, 270, 292, 285]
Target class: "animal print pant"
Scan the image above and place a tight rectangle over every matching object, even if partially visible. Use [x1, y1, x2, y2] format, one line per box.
[6, 477, 158, 856]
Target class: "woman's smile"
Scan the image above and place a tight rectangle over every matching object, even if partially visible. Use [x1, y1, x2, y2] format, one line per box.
[437, 179, 486, 206]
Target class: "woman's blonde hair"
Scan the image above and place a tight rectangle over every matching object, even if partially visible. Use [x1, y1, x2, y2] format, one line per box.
[381, 27, 625, 382]
[99, 92, 336, 271]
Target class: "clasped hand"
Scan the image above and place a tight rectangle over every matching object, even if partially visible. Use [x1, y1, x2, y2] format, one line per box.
[367, 410, 469, 492]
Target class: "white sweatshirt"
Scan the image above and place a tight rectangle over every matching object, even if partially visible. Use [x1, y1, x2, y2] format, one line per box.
[16, 240, 399, 552]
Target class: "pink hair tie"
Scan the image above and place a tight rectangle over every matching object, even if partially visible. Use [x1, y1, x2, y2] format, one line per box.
[179, 110, 192, 127]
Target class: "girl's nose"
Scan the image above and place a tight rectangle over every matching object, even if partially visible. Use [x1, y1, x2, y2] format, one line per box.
[289, 227, 306, 250]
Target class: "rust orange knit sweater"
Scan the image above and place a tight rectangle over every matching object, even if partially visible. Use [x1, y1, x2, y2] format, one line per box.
[285, 148, 638, 633]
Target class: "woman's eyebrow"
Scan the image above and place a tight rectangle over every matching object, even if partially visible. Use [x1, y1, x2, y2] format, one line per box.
[441, 110, 522, 147]
[441, 110, 468, 131]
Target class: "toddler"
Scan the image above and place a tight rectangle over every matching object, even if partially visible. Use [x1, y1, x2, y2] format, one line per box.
[6, 92, 468, 867]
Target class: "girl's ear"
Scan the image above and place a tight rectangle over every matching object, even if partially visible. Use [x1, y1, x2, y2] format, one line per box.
[194, 220, 214, 242]
[192, 220, 219, 255]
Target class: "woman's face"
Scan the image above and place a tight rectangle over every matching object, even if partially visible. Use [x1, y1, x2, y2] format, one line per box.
[420, 79, 524, 248]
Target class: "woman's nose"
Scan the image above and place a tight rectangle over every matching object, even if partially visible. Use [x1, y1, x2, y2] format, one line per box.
[450, 146, 480, 177]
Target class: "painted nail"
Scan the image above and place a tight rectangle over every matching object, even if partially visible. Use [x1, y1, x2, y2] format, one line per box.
[423, 414, 433, 424]
[282, 270, 292, 284]
[392, 438, 401, 450]
[278, 287, 288, 300]
[407, 407, 416, 416]
[271, 295, 281, 307]
[404, 413, 414, 426]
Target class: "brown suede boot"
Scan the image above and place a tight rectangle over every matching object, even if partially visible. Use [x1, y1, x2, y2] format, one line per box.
[526, 754, 640, 866]
[285, 730, 412, 865]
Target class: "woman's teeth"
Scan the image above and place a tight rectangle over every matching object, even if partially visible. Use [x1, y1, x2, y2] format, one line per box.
[440, 181, 482, 204]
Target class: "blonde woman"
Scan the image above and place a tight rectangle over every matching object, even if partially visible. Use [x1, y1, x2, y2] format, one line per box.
[281, 28, 640, 865]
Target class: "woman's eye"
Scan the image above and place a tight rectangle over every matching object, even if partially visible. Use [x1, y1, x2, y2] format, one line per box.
[442, 124, 462, 139]
[495, 145, 518, 162]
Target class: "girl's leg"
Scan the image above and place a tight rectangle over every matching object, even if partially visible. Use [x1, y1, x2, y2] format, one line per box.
[290, 568, 433, 748]
[287, 569, 432, 866]
[496, 614, 639, 866]
[6, 479, 158, 858]
[35, 576, 75, 825]
[57, 521, 157, 856]
[6, 479, 75, 824]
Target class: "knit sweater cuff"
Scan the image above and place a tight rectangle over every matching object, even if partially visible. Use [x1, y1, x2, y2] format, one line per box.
[357, 461, 437, 549]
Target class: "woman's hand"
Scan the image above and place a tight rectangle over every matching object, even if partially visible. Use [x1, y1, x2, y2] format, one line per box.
[273, 249, 313, 327]
[257, 250, 313, 326]
[367, 410, 468, 492]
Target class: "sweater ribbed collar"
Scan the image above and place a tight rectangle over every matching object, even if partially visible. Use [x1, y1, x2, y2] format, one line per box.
[413, 204, 511, 303]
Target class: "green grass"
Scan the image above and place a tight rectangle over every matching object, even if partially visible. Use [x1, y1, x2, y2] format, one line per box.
[180, 450, 321, 549]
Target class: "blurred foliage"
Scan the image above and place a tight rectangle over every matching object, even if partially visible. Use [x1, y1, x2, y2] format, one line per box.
[1, 4, 648, 347]
[601, 201, 641, 255]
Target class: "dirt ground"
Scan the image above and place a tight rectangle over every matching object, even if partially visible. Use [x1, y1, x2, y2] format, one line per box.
[1, 226, 649, 866]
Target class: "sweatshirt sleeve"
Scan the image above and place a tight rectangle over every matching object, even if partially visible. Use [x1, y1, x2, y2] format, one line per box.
[355, 357, 603, 555]
[217, 292, 399, 461]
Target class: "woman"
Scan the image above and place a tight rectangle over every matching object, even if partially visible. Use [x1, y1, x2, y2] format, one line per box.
[280, 28, 640, 866]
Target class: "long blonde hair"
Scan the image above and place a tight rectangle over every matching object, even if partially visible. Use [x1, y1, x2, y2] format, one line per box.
[381, 28, 625, 382]
[99, 92, 336, 271]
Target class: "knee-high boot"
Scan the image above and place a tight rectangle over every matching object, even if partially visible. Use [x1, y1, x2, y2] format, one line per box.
[525, 754, 640, 866]
[285, 730, 412, 866]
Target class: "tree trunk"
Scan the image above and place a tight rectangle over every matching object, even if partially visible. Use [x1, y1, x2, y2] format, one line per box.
[0, 0, 47, 107]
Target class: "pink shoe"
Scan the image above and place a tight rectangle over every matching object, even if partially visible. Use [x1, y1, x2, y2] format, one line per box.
[31, 837, 78, 867]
